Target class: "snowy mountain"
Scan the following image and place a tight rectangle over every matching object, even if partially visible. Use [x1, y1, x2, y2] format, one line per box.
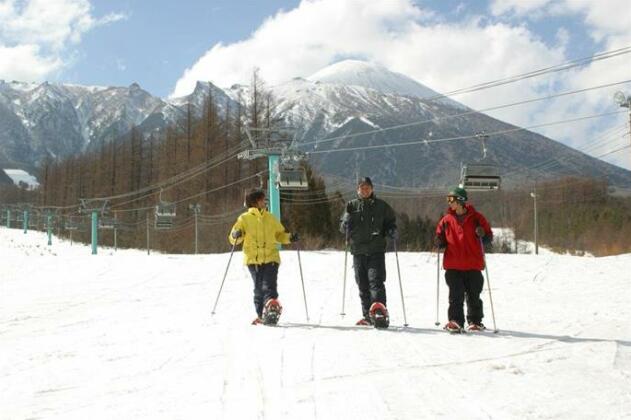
[0, 80, 183, 171]
[1, 60, 630, 188]
[307, 59, 459, 107]
[265, 61, 631, 188]
[2, 226, 631, 419]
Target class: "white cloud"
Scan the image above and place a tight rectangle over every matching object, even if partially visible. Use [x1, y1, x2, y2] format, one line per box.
[0, 44, 63, 81]
[0, 0, 126, 82]
[172, 0, 630, 169]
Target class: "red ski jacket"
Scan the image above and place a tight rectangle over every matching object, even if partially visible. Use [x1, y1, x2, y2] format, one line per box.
[435, 204, 493, 271]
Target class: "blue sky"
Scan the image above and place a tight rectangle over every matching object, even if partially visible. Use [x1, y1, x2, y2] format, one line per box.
[67, 0, 302, 96]
[0, 0, 629, 169]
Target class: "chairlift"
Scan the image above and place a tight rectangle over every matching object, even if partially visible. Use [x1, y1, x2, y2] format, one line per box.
[460, 131, 501, 191]
[460, 163, 501, 190]
[99, 217, 117, 230]
[154, 189, 176, 229]
[278, 168, 309, 190]
[154, 203, 176, 230]
[65, 218, 80, 231]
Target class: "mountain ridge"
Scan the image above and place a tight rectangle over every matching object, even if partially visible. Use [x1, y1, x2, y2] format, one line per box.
[0, 61, 629, 188]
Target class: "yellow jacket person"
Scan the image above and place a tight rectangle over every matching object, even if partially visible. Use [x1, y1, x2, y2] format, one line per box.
[228, 188, 298, 324]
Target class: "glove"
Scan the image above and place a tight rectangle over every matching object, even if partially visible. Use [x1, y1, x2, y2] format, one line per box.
[386, 228, 399, 240]
[289, 232, 299, 243]
[339, 213, 351, 234]
[475, 226, 486, 238]
[231, 230, 242, 239]
[433, 235, 446, 250]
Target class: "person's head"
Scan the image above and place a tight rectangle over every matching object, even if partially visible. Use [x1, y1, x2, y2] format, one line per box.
[357, 176, 374, 199]
[245, 188, 266, 209]
[447, 186, 467, 210]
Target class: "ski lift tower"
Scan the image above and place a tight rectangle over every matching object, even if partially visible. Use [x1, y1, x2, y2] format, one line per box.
[79, 199, 110, 255]
[237, 127, 307, 221]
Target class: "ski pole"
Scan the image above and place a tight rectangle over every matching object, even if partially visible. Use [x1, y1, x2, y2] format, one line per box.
[393, 239, 409, 327]
[211, 242, 237, 315]
[295, 241, 309, 322]
[479, 238, 498, 333]
[340, 231, 349, 316]
[435, 249, 441, 326]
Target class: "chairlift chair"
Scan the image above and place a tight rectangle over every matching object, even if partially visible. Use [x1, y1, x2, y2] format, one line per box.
[99, 217, 117, 230]
[277, 168, 309, 190]
[154, 202, 176, 230]
[65, 218, 80, 231]
[460, 163, 501, 191]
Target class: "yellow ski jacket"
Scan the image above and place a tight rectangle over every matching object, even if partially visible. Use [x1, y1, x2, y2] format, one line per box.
[228, 207, 291, 265]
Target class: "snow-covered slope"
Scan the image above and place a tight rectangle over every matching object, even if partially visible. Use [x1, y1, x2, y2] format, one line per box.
[2, 227, 630, 419]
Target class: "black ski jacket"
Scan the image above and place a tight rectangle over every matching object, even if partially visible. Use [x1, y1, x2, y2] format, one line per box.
[340, 194, 396, 255]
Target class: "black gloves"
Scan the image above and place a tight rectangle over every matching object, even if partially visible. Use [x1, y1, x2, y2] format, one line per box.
[386, 228, 399, 240]
[289, 232, 299, 243]
[475, 226, 486, 238]
[434, 235, 447, 250]
[339, 213, 351, 234]
[231, 230, 242, 239]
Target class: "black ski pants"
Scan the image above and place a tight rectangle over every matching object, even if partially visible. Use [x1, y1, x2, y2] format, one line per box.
[248, 262, 279, 317]
[445, 269, 484, 326]
[353, 253, 387, 319]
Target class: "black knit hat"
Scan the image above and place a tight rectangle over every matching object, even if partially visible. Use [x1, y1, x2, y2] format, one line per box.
[357, 176, 373, 187]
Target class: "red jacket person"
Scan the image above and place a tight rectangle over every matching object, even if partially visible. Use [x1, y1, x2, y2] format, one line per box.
[435, 187, 493, 333]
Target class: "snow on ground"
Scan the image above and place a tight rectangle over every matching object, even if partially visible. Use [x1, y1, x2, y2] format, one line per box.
[1, 227, 630, 420]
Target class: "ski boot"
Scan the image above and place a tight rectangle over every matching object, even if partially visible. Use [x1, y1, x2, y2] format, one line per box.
[466, 322, 486, 332]
[356, 318, 372, 326]
[444, 320, 463, 334]
[369, 302, 390, 329]
[251, 317, 263, 325]
[262, 299, 283, 326]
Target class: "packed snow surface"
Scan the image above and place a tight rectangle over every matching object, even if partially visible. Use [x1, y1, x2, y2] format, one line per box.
[1, 227, 630, 419]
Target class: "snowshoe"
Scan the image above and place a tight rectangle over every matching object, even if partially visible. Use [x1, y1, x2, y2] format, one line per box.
[466, 323, 486, 332]
[262, 299, 282, 326]
[444, 320, 463, 334]
[356, 318, 372, 326]
[369, 302, 390, 329]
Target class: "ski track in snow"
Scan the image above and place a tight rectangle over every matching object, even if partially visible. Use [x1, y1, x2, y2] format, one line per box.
[1, 227, 631, 419]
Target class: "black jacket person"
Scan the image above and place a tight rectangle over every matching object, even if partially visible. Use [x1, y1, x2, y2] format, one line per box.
[340, 177, 397, 325]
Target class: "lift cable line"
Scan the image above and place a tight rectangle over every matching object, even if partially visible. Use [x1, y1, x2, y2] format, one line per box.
[111, 170, 268, 213]
[298, 79, 631, 151]
[107, 141, 249, 209]
[424, 45, 631, 101]
[502, 132, 630, 179]
[307, 110, 626, 155]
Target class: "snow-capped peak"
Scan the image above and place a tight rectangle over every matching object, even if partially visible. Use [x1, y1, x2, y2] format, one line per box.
[307, 59, 441, 100]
